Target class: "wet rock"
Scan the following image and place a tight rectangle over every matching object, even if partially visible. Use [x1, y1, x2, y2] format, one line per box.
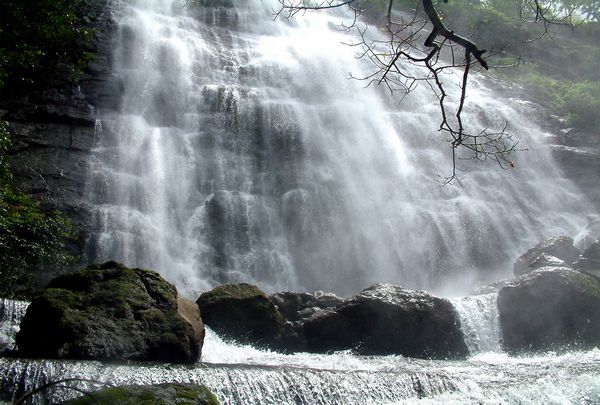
[573, 239, 600, 279]
[270, 290, 343, 322]
[513, 236, 580, 277]
[498, 267, 600, 353]
[64, 383, 218, 405]
[551, 145, 600, 210]
[301, 284, 469, 359]
[196, 283, 284, 348]
[16, 262, 203, 363]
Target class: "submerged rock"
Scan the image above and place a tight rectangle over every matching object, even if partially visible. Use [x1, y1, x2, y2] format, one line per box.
[498, 267, 600, 352]
[16, 262, 203, 363]
[64, 383, 218, 405]
[196, 283, 284, 348]
[301, 284, 469, 359]
[513, 236, 580, 277]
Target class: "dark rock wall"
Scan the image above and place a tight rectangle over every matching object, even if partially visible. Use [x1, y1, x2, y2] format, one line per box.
[0, 0, 118, 283]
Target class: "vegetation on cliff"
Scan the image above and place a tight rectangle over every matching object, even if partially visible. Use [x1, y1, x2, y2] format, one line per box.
[0, 0, 93, 94]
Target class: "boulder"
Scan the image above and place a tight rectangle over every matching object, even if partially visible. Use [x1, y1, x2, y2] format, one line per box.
[16, 262, 203, 363]
[64, 383, 218, 405]
[513, 236, 580, 277]
[196, 283, 284, 348]
[301, 284, 468, 359]
[270, 290, 343, 322]
[498, 267, 600, 352]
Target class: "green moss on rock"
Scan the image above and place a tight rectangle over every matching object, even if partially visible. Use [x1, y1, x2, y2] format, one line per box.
[16, 262, 204, 363]
[64, 383, 219, 405]
[197, 283, 284, 348]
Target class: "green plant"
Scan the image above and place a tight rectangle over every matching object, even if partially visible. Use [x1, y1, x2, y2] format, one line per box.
[0, 0, 93, 93]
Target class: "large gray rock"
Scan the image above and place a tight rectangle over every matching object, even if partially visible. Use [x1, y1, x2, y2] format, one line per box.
[301, 284, 469, 359]
[513, 236, 580, 277]
[16, 262, 204, 363]
[197, 283, 285, 349]
[551, 145, 600, 211]
[498, 267, 600, 352]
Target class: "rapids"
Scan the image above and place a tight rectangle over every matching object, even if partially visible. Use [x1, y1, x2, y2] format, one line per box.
[1, 297, 599, 404]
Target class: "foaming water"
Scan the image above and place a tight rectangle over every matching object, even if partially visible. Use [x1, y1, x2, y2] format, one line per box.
[86, 0, 594, 298]
[1, 331, 599, 404]
[1, 305, 598, 404]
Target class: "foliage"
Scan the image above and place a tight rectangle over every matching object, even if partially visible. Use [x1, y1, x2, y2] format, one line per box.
[435, 0, 600, 132]
[0, 122, 75, 299]
[0, 0, 93, 94]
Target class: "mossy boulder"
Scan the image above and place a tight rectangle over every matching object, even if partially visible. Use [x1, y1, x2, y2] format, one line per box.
[301, 284, 469, 359]
[196, 283, 284, 348]
[16, 262, 204, 363]
[64, 383, 218, 405]
[498, 267, 600, 352]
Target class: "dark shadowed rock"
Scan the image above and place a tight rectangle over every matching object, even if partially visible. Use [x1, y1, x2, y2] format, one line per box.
[196, 283, 284, 348]
[301, 284, 468, 359]
[16, 262, 203, 363]
[498, 267, 600, 353]
[64, 383, 219, 405]
[513, 236, 580, 277]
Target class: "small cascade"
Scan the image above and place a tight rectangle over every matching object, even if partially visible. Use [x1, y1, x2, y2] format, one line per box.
[1, 345, 600, 404]
[451, 294, 501, 354]
[0, 299, 28, 350]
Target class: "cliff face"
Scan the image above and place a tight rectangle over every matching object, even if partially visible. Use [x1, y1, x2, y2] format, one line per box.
[0, 0, 119, 284]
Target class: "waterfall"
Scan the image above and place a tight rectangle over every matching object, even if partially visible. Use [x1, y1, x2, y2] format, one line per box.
[451, 293, 501, 354]
[0, 299, 28, 351]
[85, 0, 593, 297]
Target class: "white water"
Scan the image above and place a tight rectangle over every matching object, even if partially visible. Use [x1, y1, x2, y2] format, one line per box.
[2, 298, 600, 403]
[451, 293, 501, 354]
[84, 0, 594, 298]
[2, 327, 600, 404]
[0, 299, 28, 351]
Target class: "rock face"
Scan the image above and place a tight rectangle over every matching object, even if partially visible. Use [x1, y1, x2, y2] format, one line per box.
[513, 236, 580, 277]
[301, 284, 468, 359]
[197, 283, 284, 348]
[498, 267, 600, 352]
[16, 262, 203, 363]
[64, 383, 219, 405]
[0, 0, 119, 287]
[551, 144, 600, 211]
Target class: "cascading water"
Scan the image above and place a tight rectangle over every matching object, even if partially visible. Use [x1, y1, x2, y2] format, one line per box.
[85, 0, 593, 297]
[0, 299, 27, 351]
[3, 1, 598, 403]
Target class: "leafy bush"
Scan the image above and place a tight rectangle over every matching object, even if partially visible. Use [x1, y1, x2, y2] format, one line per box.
[0, 0, 93, 93]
